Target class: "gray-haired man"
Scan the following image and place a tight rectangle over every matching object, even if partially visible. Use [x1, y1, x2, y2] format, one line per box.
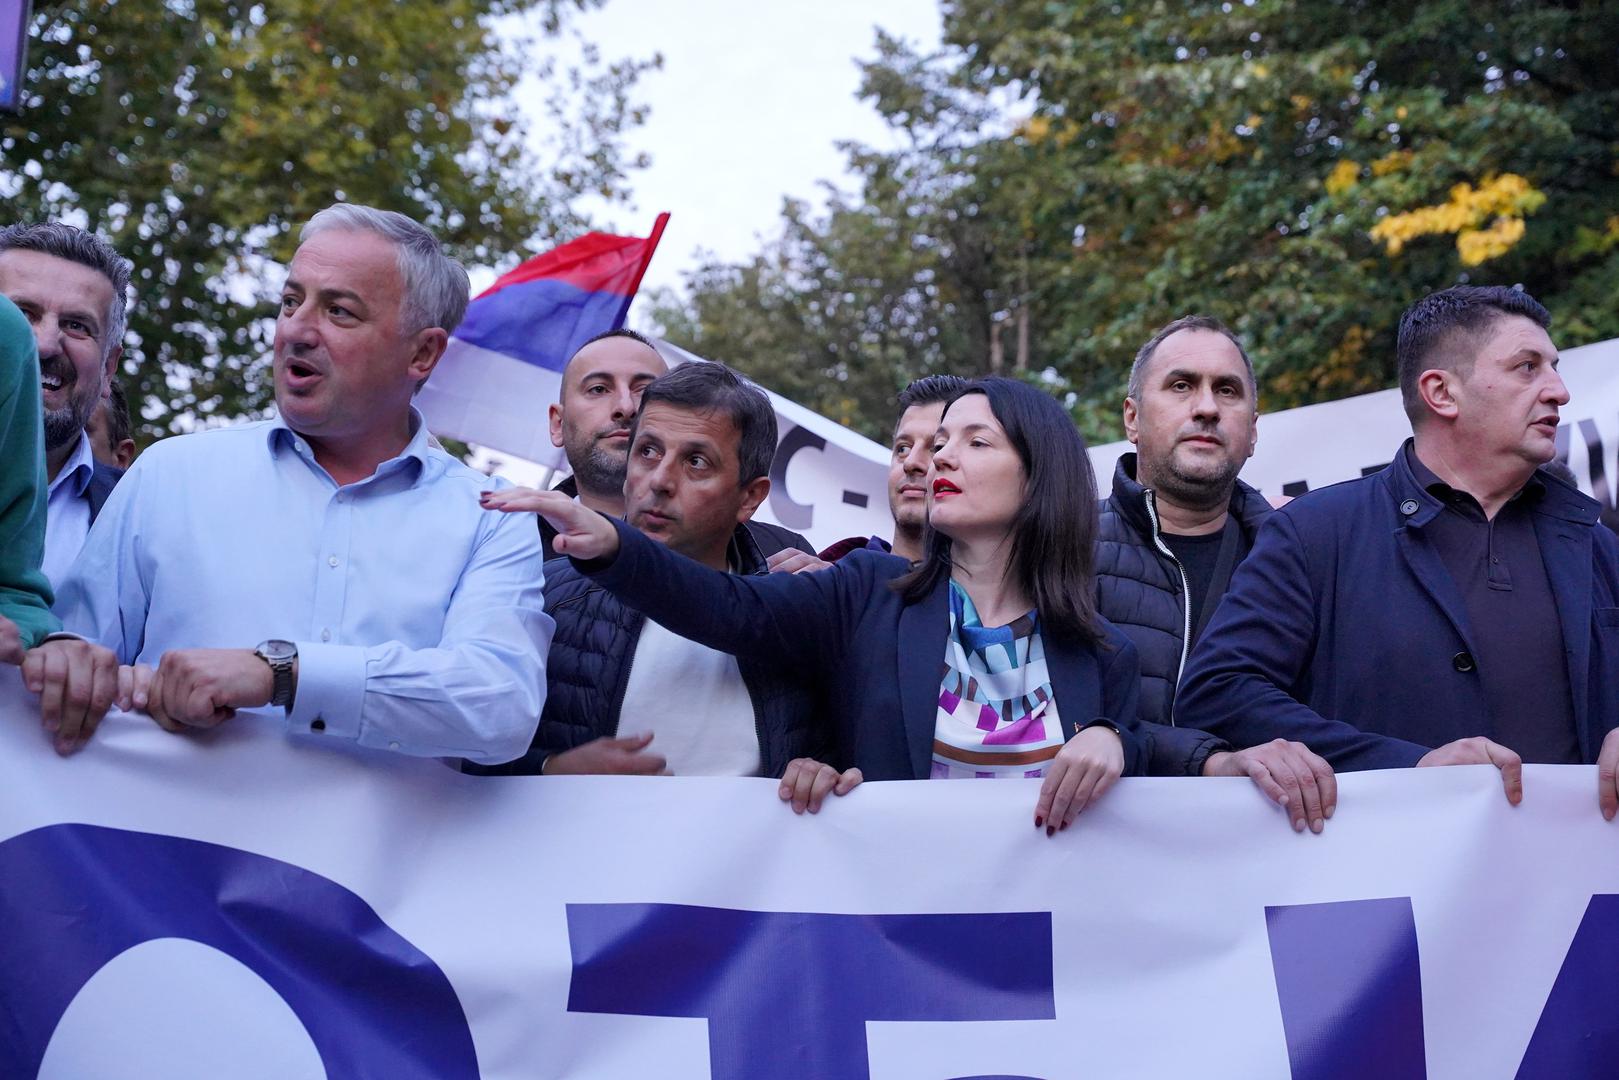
[35, 204, 554, 763]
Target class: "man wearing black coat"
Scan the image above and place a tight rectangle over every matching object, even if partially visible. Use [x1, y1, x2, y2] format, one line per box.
[1179, 285, 1619, 817]
[468, 360, 824, 777]
[1098, 315, 1337, 833]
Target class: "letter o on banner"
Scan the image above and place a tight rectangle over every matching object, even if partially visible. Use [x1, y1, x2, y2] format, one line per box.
[0, 824, 478, 1077]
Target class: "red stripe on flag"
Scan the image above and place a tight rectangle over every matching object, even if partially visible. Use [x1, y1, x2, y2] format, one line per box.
[476, 213, 671, 300]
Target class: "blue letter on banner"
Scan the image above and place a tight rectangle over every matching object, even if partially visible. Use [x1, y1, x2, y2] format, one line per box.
[1516, 893, 1619, 1077]
[566, 902, 1055, 1079]
[0, 824, 478, 1077]
[1265, 897, 1426, 1080]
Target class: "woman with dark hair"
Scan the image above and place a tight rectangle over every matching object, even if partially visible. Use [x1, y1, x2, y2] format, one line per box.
[483, 377, 1143, 834]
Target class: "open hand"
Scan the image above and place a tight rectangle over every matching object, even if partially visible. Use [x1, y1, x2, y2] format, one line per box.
[479, 487, 620, 561]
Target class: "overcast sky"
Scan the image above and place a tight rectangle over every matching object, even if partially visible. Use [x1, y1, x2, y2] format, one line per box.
[504, 0, 944, 300]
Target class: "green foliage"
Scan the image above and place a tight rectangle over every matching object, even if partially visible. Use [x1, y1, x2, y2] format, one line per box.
[3, 0, 656, 441]
[659, 1, 1619, 444]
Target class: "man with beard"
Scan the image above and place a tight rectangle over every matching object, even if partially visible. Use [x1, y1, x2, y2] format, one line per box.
[1097, 315, 1336, 833]
[0, 224, 130, 586]
[541, 329, 810, 559]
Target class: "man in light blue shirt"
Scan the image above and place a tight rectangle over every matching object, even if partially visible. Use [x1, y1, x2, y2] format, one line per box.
[33, 204, 553, 763]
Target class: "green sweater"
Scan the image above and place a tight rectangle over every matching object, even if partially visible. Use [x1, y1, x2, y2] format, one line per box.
[0, 294, 56, 647]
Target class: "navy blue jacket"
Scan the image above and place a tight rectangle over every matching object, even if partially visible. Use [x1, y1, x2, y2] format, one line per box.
[1095, 452, 1272, 774]
[1176, 443, 1619, 770]
[466, 523, 825, 778]
[577, 518, 1148, 780]
[86, 462, 123, 524]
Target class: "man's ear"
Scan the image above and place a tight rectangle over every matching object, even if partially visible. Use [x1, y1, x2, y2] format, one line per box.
[548, 402, 565, 449]
[1417, 368, 1461, 422]
[1122, 397, 1141, 445]
[101, 344, 123, 392]
[735, 475, 771, 523]
[407, 328, 449, 388]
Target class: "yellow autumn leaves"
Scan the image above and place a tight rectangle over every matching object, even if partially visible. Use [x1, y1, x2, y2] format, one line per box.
[1330, 160, 1545, 266]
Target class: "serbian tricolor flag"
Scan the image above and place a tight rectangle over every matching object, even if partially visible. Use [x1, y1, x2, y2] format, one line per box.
[417, 213, 669, 466]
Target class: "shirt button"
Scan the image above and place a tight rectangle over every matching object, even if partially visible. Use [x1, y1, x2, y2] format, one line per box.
[310, 718, 326, 732]
[388, 741, 400, 751]
[1452, 651, 1476, 673]
[320, 628, 332, 642]
[328, 555, 339, 567]
[1400, 499, 1420, 516]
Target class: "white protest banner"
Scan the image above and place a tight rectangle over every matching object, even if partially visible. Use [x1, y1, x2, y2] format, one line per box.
[1088, 335, 1619, 504]
[2, 668, 1616, 1079]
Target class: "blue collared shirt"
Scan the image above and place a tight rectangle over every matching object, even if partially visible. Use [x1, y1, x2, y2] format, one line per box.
[41, 432, 95, 588]
[53, 410, 554, 763]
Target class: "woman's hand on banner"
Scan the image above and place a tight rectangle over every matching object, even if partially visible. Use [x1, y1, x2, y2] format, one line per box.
[1204, 740, 1337, 834]
[479, 487, 620, 561]
[1036, 723, 1124, 836]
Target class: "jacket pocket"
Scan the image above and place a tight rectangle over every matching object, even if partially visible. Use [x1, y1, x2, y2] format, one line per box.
[1597, 607, 1619, 629]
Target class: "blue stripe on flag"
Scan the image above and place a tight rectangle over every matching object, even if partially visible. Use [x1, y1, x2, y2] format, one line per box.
[454, 278, 632, 372]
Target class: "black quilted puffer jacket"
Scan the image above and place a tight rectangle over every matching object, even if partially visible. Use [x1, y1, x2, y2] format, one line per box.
[1095, 452, 1273, 774]
[465, 522, 828, 778]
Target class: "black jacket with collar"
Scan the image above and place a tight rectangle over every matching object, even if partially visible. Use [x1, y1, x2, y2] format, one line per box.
[1095, 452, 1273, 774]
[538, 474, 815, 562]
[468, 520, 827, 777]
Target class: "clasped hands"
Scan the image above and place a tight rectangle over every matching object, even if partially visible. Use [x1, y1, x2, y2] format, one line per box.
[9, 631, 276, 754]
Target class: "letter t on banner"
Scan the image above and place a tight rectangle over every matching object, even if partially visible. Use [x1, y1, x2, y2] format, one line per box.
[566, 903, 1055, 1079]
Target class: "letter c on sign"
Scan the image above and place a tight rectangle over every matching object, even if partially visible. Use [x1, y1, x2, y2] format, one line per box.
[0, 824, 479, 1077]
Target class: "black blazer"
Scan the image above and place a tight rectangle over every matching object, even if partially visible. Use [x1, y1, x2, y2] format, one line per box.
[579, 518, 1146, 780]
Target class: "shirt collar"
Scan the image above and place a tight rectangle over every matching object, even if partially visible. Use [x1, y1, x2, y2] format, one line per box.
[1403, 442, 1545, 517]
[266, 406, 438, 481]
[48, 432, 97, 499]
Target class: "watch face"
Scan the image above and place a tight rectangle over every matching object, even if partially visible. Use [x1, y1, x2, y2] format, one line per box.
[257, 639, 297, 662]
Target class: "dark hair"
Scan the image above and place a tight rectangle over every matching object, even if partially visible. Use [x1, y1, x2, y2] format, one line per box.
[103, 380, 133, 446]
[632, 361, 778, 485]
[896, 374, 969, 413]
[580, 326, 657, 352]
[893, 377, 1104, 644]
[0, 222, 132, 348]
[1128, 314, 1255, 401]
[1397, 285, 1551, 425]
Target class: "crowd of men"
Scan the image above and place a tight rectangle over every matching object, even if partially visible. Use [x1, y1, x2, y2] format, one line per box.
[3, 203, 1618, 833]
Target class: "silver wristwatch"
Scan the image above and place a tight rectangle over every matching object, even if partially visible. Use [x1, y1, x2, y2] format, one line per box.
[254, 639, 298, 709]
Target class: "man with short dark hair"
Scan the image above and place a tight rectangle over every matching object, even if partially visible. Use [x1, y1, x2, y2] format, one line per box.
[814, 374, 968, 565]
[0, 223, 130, 586]
[541, 329, 809, 559]
[85, 381, 137, 471]
[38, 203, 552, 763]
[471, 360, 823, 777]
[1098, 315, 1333, 832]
[1179, 285, 1619, 816]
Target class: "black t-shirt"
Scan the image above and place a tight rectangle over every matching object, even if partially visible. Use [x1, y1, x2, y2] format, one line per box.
[1161, 519, 1247, 645]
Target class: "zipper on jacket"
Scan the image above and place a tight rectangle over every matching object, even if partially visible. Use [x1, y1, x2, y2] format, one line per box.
[1143, 489, 1193, 719]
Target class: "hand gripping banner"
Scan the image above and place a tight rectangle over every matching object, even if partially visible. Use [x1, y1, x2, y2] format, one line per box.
[1, 669, 1617, 1078]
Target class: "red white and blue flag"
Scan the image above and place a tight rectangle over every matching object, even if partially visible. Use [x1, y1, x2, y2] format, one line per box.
[418, 214, 669, 466]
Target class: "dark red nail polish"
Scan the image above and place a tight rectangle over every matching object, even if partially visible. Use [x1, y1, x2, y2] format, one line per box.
[1034, 816, 1043, 828]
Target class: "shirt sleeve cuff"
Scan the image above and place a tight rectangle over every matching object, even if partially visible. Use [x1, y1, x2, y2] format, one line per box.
[287, 642, 367, 741]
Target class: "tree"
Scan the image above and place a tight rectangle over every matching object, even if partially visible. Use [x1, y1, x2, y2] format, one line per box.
[660, 1, 1619, 444]
[2, 0, 657, 440]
